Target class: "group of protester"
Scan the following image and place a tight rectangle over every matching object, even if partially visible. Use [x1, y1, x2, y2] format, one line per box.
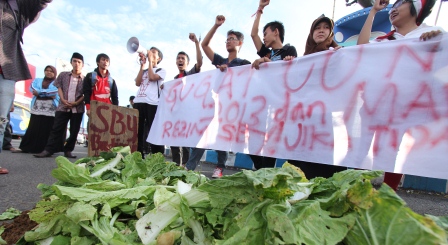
[6, 52, 118, 159]
[124, 0, 443, 182]
[0, 0, 444, 190]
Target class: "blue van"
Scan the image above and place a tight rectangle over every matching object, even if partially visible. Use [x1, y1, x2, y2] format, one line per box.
[9, 103, 31, 137]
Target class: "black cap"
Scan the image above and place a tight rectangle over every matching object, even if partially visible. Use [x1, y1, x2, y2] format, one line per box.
[71, 52, 84, 63]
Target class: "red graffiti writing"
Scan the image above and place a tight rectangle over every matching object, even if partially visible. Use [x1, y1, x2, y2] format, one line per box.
[89, 102, 138, 156]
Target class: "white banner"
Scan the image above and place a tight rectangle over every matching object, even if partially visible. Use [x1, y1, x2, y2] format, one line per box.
[149, 35, 448, 179]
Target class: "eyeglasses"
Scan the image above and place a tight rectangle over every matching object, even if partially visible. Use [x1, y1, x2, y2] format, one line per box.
[388, 0, 412, 14]
[391, 0, 412, 10]
[225, 37, 239, 43]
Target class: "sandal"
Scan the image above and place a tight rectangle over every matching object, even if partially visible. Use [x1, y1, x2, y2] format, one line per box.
[10, 148, 22, 153]
[0, 167, 9, 174]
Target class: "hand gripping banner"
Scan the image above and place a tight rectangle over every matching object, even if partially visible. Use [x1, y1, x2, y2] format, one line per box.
[149, 35, 448, 179]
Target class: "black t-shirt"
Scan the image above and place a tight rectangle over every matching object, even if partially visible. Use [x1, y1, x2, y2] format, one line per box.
[212, 53, 251, 68]
[257, 43, 297, 61]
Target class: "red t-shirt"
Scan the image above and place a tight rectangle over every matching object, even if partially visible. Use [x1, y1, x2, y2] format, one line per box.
[86, 74, 112, 110]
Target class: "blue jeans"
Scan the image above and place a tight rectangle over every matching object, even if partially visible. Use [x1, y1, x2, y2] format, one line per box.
[0, 76, 16, 154]
[186, 148, 228, 170]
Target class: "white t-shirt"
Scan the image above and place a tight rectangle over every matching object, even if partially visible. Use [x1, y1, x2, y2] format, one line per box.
[371, 24, 446, 42]
[133, 67, 167, 105]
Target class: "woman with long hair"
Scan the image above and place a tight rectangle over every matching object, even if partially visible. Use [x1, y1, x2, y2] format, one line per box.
[285, 15, 346, 179]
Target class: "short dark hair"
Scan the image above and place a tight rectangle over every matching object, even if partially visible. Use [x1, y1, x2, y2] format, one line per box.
[413, 0, 436, 24]
[177, 51, 190, 62]
[150, 47, 163, 64]
[227, 30, 244, 42]
[96, 53, 110, 63]
[129, 96, 135, 101]
[263, 21, 285, 43]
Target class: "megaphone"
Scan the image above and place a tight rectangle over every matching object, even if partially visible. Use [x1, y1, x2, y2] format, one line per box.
[127, 37, 146, 54]
[127, 37, 148, 66]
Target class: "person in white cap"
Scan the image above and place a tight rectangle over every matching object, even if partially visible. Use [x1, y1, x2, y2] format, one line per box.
[356, 0, 444, 191]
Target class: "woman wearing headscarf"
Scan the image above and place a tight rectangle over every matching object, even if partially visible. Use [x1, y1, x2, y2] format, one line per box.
[285, 15, 346, 179]
[304, 15, 340, 55]
[12, 65, 60, 153]
[355, 0, 444, 191]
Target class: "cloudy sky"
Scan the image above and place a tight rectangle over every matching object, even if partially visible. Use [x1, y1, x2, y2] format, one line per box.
[22, 0, 448, 107]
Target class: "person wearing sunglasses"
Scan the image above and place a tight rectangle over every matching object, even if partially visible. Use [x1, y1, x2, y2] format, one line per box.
[358, 0, 444, 44]
[356, 0, 444, 191]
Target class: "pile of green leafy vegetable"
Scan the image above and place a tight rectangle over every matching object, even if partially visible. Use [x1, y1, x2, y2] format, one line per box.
[15, 146, 447, 245]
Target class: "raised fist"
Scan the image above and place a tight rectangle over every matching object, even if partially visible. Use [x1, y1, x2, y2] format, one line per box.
[215, 15, 226, 26]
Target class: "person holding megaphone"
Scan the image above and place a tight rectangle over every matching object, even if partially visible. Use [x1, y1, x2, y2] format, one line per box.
[133, 46, 167, 158]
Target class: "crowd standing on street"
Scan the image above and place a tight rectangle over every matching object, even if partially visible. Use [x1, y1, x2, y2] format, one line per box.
[0, 0, 444, 191]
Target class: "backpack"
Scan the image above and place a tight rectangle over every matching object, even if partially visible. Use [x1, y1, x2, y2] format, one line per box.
[91, 71, 113, 89]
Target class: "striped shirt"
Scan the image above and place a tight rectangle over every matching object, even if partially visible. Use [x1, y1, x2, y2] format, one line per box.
[0, 0, 31, 81]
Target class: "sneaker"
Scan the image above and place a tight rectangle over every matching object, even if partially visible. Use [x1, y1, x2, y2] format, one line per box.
[212, 167, 223, 178]
[0, 167, 8, 174]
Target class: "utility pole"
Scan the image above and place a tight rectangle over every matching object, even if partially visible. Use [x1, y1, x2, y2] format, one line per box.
[332, 0, 337, 19]
[434, 0, 443, 26]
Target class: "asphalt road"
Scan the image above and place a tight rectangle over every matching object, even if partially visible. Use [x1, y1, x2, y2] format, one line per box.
[1, 139, 447, 218]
